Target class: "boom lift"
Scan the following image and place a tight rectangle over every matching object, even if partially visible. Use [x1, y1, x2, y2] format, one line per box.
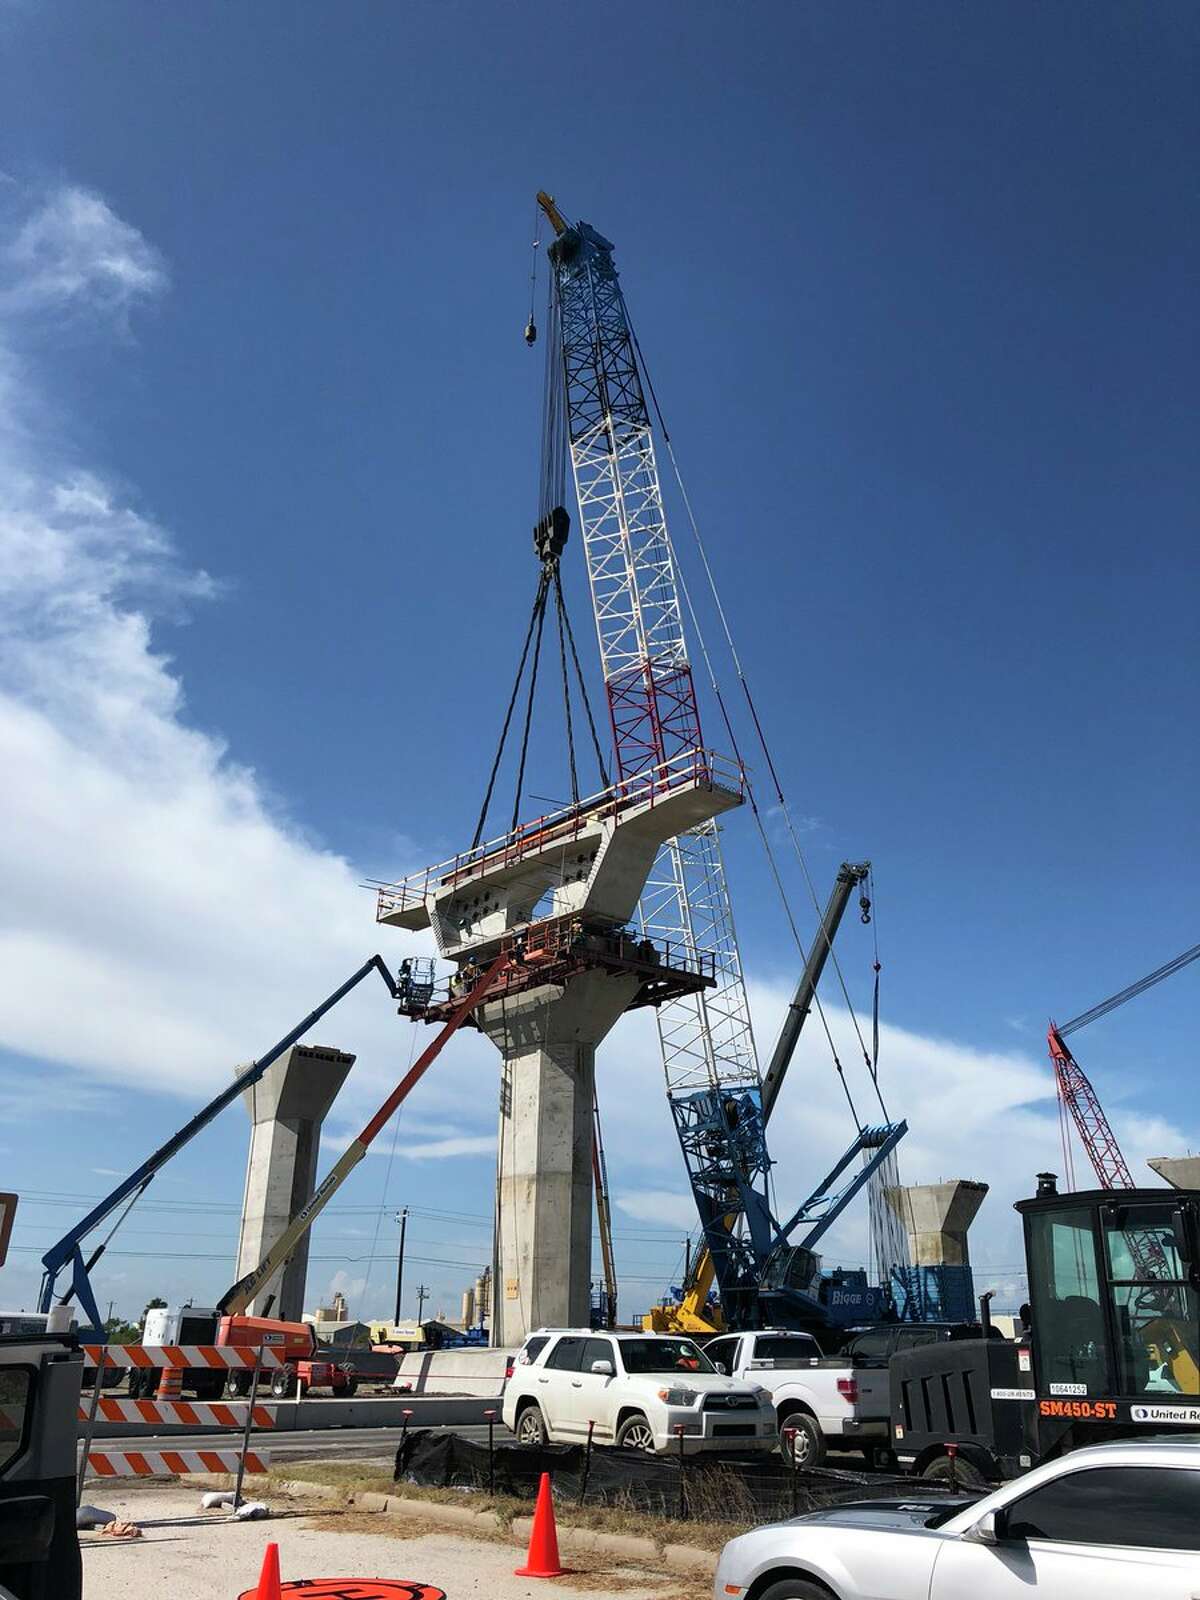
[38, 955, 404, 1338]
[536, 190, 905, 1336]
[39, 953, 510, 1344]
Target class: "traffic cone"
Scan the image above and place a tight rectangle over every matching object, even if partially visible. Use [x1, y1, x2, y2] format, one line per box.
[155, 1366, 183, 1402]
[514, 1471, 565, 1579]
[253, 1541, 282, 1599]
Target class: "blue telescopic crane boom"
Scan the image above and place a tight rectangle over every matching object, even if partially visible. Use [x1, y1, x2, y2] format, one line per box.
[38, 954, 401, 1336]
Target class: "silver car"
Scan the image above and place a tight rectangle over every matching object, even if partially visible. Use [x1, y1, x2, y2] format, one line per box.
[714, 1439, 1200, 1599]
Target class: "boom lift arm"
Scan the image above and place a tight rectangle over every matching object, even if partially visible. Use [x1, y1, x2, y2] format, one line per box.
[218, 956, 508, 1316]
[39, 955, 404, 1336]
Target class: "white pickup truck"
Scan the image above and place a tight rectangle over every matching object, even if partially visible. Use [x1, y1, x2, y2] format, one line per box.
[704, 1327, 890, 1469]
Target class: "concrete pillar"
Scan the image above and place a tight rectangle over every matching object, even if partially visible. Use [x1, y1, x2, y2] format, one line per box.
[1149, 1156, 1200, 1190]
[888, 1179, 989, 1266]
[479, 971, 639, 1347]
[234, 1044, 355, 1321]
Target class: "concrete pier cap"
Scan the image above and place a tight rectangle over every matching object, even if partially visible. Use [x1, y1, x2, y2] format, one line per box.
[1148, 1156, 1200, 1190]
[234, 1043, 355, 1321]
[379, 758, 745, 1347]
[888, 1179, 989, 1267]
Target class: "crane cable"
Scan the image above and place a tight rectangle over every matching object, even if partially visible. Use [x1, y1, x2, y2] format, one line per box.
[1059, 941, 1200, 1037]
[472, 275, 606, 846]
[621, 292, 888, 1125]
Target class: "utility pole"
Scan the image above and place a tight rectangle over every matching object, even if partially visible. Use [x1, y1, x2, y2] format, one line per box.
[394, 1208, 409, 1326]
[415, 1283, 430, 1324]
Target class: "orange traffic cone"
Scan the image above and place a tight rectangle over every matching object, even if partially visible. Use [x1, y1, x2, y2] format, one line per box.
[155, 1366, 183, 1401]
[253, 1541, 282, 1600]
[515, 1471, 565, 1579]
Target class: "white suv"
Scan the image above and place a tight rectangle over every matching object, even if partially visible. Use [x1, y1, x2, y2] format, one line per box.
[501, 1328, 777, 1456]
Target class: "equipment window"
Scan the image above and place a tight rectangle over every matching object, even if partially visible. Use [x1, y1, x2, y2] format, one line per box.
[1027, 1207, 1110, 1394]
[1102, 1203, 1200, 1396]
[1006, 1465, 1200, 1550]
[544, 1336, 587, 1372]
[0, 1367, 33, 1473]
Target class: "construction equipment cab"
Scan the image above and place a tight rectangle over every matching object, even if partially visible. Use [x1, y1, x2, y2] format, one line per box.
[0, 1326, 81, 1600]
[891, 1174, 1200, 1484]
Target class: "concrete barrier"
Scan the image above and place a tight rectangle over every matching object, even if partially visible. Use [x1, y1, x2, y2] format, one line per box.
[90, 1392, 494, 1438]
[392, 1347, 513, 1398]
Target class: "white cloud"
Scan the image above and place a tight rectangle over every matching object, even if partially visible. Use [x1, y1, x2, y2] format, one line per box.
[615, 1188, 701, 1231]
[0, 183, 439, 1113]
[2, 186, 167, 321]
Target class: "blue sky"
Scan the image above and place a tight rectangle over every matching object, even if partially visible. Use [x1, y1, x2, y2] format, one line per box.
[0, 1, 1196, 1324]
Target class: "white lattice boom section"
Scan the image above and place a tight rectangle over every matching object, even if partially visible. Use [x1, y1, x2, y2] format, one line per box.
[547, 208, 759, 1099]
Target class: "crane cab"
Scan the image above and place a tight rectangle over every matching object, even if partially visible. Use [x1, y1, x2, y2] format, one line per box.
[1018, 1177, 1200, 1452]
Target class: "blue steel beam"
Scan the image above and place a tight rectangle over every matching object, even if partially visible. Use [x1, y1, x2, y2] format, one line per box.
[775, 1121, 907, 1253]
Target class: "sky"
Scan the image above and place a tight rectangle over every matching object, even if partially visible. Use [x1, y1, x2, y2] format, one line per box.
[0, 1, 1196, 1326]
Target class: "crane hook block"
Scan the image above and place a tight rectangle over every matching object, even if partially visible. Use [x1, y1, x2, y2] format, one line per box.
[524, 319, 537, 345]
[534, 505, 570, 564]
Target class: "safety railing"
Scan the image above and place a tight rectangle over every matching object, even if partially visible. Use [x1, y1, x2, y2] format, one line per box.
[371, 747, 742, 923]
[395, 919, 718, 1013]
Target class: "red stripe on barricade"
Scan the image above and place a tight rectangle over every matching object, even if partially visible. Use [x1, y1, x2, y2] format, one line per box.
[86, 1449, 271, 1477]
[80, 1344, 280, 1370]
[78, 1397, 278, 1427]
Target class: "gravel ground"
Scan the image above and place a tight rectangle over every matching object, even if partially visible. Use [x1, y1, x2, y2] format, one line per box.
[79, 1482, 703, 1600]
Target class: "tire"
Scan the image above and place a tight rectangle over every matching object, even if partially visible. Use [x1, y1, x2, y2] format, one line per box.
[341, 1377, 358, 1398]
[758, 1580, 839, 1600]
[126, 1370, 148, 1400]
[514, 1403, 548, 1448]
[780, 1412, 825, 1470]
[614, 1413, 657, 1453]
[271, 1368, 296, 1399]
[225, 1371, 251, 1399]
[921, 1453, 987, 1490]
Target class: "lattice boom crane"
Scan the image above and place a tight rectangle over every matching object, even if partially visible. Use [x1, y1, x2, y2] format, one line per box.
[536, 194, 904, 1327]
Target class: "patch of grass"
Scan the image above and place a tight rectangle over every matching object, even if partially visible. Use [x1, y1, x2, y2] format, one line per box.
[300, 1509, 446, 1539]
[264, 1457, 734, 1555]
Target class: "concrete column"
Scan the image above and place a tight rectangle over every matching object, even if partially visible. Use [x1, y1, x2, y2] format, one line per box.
[234, 1044, 355, 1321]
[479, 971, 639, 1347]
[1149, 1156, 1200, 1190]
[888, 1179, 988, 1266]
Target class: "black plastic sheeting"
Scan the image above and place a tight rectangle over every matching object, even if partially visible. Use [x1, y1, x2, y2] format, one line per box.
[394, 1430, 960, 1523]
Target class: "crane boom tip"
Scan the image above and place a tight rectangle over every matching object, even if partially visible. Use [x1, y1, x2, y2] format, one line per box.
[536, 191, 568, 236]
